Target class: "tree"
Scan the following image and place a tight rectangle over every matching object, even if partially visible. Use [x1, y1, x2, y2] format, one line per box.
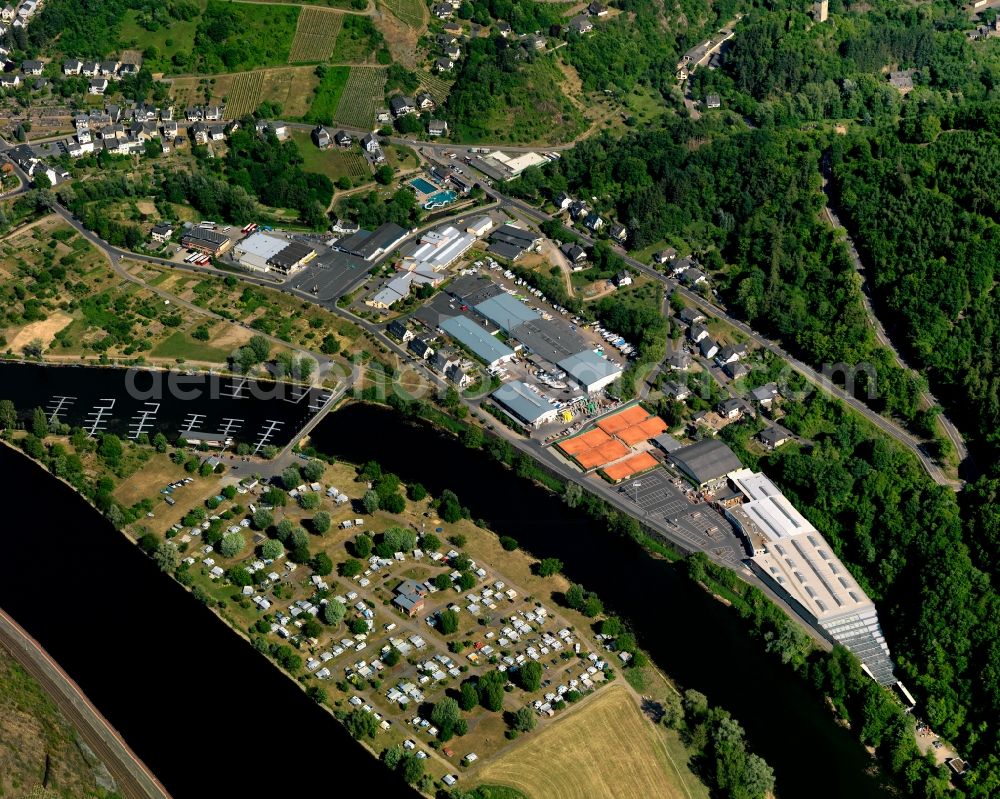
[220, 531, 245, 558]
[275, 518, 294, 541]
[434, 572, 452, 591]
[228, 564, 252, 586]
[281, 466, 301, 489]
[302, 618, 322, 639]
[407, 482, 427, 501]
[661, 691, 684, 729]
[400, 753, 424, 784]
[311, 552, 333, 575]
[438, 609, 459, 635]
[363, 489, 379, 514]
[382, 745, 404, 770]
[340, 558, 362, 577]
[0, 399, 16, 430]
[312, 511, 331, 534]
[421, 533, 440, 551]
[375, 164, 394, 184]
[431, 696, 462, 738]
[459, 679, 479, 711]
[457, 571, 476, 590]
[261, 539, 283, 560]
[683, 689, 709, 721]
[353, 533, 373, 558]
[344, 709, 378, 740]
[31, 407, 48, 438]
[98, 434, 123, 468]
[381, 493, 405, 513]
[535, 557, 563, 577]
[478, 670, 506, 712]
[303, 459, 325, 482]
[517, 660, 542, 692]
[153, 540, 178, 573]
[252, 509, 273, 531]
[512, 706, 536, 732]
[499, 536, 519, 551]
[564, 481, 583, 508]
[383, 647, 401, 666]
[323, 599, 346, 625]
[247, 334, 271, 363]
[299, 491, 321, 510]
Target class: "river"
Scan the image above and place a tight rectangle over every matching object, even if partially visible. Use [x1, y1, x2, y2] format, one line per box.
[0, 444, 414, 798]
[310, 403, 891, 799]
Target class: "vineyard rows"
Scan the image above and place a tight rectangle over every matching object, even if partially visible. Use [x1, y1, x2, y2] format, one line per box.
[225, 71, 264, 119]
[289, 8, 344, 63]
[334, 66, 387, 128]
[339, 151, 373, 182]
[381, 0, 424, 28]
[414, 69, 454, 105]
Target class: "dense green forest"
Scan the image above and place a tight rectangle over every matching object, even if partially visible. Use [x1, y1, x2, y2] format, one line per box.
[832, 123, 999, 471]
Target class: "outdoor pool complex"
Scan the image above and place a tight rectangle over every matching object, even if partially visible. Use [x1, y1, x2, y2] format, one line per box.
[424, 190, 457, 209]
[410, 177, 437, 194]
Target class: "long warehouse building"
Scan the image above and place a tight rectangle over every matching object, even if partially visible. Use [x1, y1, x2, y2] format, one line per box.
[723, 468, 896, 685]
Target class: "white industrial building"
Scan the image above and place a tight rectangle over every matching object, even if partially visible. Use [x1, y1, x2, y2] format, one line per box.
[234, 232, 288, 272]
[724, 468, 896, 685]
[557, 349, 623, 394]
[402, 225, 475, 274]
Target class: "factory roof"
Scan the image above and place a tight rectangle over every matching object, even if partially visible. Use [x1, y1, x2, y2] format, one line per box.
[440, 315, 515, 365]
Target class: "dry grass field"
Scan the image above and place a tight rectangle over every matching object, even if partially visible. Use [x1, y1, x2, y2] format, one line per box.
[477, 684, 691, 799]
[172, 67, 319, 120]
[289, 7, 344, 62]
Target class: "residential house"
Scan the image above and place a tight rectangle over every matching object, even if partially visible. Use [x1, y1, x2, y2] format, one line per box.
[496, 20, 512, 37]
[409, 337, 434, 360]
[428, 119, 448, 137]
[390, 95, 414, 117]
[682, 268, 707, 287]
[718, 397, 750, 419]
[666, 351, 691, 371]
[445, 44, 462, 60]
[150, 223, 174, 243]
[758, 424, 792, 450]
[705, 94, 721, 109]
[21, 59, 43, 75]
[204, 106, 224, 121]
[416, 92, 435, 110]
[688, 322, 709, 343]
[190, 122, 209, 145]
[521, 34, 545, 51]
[376, 108, 391, 123]
[88, 77, 108, 95]
[723, 361, 748, 380]
[447, 363, 473, 388]
[569, 199, 588, 220]
[614, 270, 633, 287]
[678, 307, 705, 325]
[582, 211, 603, 232]
[554, 191, 572, 211]
[333, 129, 352, 147]
[652, 247, 677, 264]
[608, 222, 628, 243]
[699, 337, 719, 359]
[663, 380, 691, 401]
[750, 382, 779, 408]
[432, 2, 453, 17]
[387, 320, 413, 342]
[0, 73, 20, 88]
[119, 62, 139, 77]
[208, 123, 226, 141]
[392, 579, 428, 617]
[161, 120, 178, 138]
[589, 1, 608, 14]
[100, 59, 120, 78]
[714, 343, 745, 366]
[560, 242, 586, 262]
[311, 125, 332, 149]
[569, 14, 593, 33]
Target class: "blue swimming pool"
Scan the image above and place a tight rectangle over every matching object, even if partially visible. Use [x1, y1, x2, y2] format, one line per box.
[424, 190, 457, 209]
[410, 177, 437, 194]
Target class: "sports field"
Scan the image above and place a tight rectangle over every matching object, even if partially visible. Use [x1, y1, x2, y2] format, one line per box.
[334, 66, 387, 127]
[602, 451, 659, 482]
[477, 684, 690, 799]
[289, 7, 344, 62]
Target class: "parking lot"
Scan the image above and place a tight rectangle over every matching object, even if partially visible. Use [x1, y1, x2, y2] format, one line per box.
[618, 468, 745, 563]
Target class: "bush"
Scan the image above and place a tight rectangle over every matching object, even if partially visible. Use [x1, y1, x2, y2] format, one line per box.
[499, 536, 519, 551]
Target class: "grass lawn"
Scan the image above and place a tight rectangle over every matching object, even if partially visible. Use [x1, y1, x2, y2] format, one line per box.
[307, 66, 351, 123]
[384, 143, 419, 171]
[291, 130, 373, 185]
[119, 2, 203, 73]
[477, 683, 694, 799]
[149, 329, 233, 362]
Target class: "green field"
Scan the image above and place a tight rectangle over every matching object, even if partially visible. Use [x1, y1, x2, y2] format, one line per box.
[195, 1, 300, 73]
[119, 5, 203, 73]
[291, 130, 373, 185]
[307, 66, 351, 124]
[150, 330, 232, 362]
[330, 15, 384, 62]
[289, 7, 344, 62]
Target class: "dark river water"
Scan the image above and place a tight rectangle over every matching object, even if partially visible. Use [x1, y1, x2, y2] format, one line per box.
[310, 403, 891, 799]
[0, 445, 414, 798]
[0, 362, 331, 448]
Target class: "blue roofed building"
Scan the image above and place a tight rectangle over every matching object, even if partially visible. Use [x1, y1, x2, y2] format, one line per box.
[557, 349, 623, 393]
[440, 315, 516, 367]
[491, 381, 559, 428]
[474, 292, 540, 333]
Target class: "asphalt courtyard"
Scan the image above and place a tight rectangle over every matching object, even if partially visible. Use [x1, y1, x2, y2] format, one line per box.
[619, 468, 745, 564]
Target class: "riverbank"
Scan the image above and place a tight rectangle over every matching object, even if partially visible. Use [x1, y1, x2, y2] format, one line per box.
[0, 607, 171, 799]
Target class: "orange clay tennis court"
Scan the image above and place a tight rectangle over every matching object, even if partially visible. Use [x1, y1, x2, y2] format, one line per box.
[556, 427, 613, 456]
[575, 439, 630, 470]
[596, 405, 651, 435]
[601, 451, 659, 482]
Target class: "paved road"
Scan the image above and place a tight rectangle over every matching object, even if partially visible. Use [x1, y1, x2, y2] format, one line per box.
[0, 607, 171, 799]
[820, 182, 970, 473]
